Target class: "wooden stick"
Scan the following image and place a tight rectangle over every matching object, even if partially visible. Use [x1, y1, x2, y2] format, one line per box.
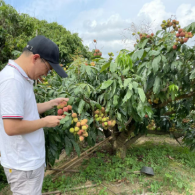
[47, 136, 112, 176]
[46, 168, 80, 173]
[42, 191, 61, 195]
[42, 184, 99, 195]
[64, 184, 99, 192]
[101, 183, 117, 195]
[52, 137, 112, 181]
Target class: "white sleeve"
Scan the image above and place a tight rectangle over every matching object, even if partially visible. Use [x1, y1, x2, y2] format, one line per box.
[0, 79, 24, 119]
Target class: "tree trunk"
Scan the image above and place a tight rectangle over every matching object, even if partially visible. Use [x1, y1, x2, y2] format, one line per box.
[103, 121, 184, 159]
[113, 131, 127, 158]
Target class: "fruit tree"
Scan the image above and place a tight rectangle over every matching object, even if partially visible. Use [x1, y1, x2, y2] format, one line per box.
[34, 19, 195, 166]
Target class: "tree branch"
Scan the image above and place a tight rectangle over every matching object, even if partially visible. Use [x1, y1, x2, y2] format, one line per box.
[125, 117, 132, 127]
[163, 111, 176, 116]
[154, 91, 195, 109]
[125, 133, 143, 146]
[82, 96, 99, 129]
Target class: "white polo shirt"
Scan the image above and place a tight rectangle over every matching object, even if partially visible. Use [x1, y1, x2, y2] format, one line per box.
[0, 60, 45, 171]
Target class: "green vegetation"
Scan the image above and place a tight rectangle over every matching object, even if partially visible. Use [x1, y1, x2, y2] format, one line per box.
[42, 137, 195, 194]
[1, 1, 195, 194]
[0, 165, 7, 191]
[0, 0, 91, 70]
[34, 19, 195, 168]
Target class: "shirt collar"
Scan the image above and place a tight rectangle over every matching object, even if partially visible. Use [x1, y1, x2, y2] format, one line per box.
[7, 60, 34, 84]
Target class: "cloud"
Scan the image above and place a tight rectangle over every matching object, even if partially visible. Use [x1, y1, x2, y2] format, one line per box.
[70, 10, 132, 57]
[19, 0, 71, 20]
[17, 0, 195, 57]
[176, 4, 195, 27]
[137, 0, 172, 30]
[137, 0, 195, 30]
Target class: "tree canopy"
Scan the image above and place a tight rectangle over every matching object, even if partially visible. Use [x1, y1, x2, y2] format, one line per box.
[0, 0, 91, 70]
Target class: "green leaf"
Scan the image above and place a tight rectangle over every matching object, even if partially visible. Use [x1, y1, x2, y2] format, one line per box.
[161, 55, 167, 63]
[137, 102, 145, 118]
[78, 99, 85, 114]
[171, 61, 178, 71]
[137, 49, 145, 59]
[61, 115, 71, 123]
[148, 50, 160, 57]
[48, 90, 55, 96]
[184, 22, 195, 33]
[153, 76, 161, 94]
[145, 106, 153, 118]
[129, 83, 133, 90]
[132, 81, 138, 89]
[190, 69, 195, 80]
[123, 89, 132, 103]
[70, 139, 81, 157]
[89, 131, 96, 142]
[131, 49, 145, 62]
[54, 134, 61, 142]
[138, 88, 146, 102]
[156, 30, 162, 35]
[110, 62, 117, 72]
[100, 80, 114, 89]
[62, 118, 72, 129]
[145, 48, 151, 52]
[65, 136, 72, 155]
[124, 78, 132, 88]
[106, 101, 111, 112]
[118, 77, 123, 88]
[108, 80, 117, 99]
[117, 112, 122, 121]
[100, 62, 110, 72]
[142, 39, 149, 49]
[95, 103, 102, 110]
[169, 84, 179, 91]
[122, 67, 130, 75]
[152, 55, 161, 73]
[113, 95, 119, 106]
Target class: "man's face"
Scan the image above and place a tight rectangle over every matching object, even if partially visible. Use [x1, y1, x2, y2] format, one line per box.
[32, 56, 53, 80]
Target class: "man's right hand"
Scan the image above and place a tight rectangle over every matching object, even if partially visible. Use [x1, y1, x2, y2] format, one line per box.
[42, 116, 63, 127]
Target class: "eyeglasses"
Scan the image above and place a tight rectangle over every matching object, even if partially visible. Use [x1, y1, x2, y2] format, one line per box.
[41, 58, 51, 75]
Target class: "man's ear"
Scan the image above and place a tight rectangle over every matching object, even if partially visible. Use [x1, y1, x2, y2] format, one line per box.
[32, 54, 40, 63]
[33, 54, 40, 62]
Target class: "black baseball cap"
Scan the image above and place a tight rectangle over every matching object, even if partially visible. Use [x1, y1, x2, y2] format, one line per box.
[25, 35, 68, 78]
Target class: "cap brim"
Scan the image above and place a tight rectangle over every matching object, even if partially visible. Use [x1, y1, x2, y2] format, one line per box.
[49, 62, 68, 78]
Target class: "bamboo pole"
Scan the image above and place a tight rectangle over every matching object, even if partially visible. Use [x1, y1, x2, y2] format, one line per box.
[46, 136, 112, 177]
[42, 184, 99, 195]
[52, 136, 112, 180]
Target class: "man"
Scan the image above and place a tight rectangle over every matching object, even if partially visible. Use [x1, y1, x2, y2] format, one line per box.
[0, 35, 68, 195]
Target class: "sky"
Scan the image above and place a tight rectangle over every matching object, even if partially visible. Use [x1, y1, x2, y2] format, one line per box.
[4, 0, 195, 58]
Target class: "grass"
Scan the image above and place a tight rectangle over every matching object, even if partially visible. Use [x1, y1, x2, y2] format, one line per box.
[41, 138, 195, 194]
[2, 135, 195, 194]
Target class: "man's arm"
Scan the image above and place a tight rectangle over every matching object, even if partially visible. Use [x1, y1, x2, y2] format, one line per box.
[3, 115, 63, 136]
[37, 98, 69, 114]
[37, 101, 53, 114]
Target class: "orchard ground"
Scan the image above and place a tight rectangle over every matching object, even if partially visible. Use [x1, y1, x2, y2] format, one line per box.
[1, 133, 195, 195]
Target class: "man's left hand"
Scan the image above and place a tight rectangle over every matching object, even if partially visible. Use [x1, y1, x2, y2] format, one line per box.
[50, 98, 69, 108]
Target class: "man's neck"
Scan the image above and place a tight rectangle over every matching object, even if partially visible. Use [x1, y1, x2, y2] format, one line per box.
[14, 55, 30, 77]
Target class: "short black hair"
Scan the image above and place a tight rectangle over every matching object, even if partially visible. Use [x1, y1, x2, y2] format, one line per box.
[22, 48, 33, 56]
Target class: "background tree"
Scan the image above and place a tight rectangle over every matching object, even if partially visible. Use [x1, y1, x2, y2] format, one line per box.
[0, 0, 91, 70]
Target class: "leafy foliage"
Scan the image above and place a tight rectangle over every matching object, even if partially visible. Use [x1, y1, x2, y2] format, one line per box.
[34, 20, 195, 166]
[0, 165, 7, 190]
[0, 0, 91, 70]
[42, 140, 195, 194]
